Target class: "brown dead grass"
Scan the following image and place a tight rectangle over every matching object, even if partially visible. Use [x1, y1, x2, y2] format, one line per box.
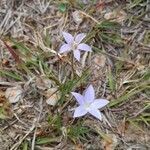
[0, 0, 150, 149]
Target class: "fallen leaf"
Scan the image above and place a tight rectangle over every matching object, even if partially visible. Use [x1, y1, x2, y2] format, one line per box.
[93, 54, 106, 68]
[46, 88, 60, 106]
[104, 9, 127, 23]
[72, 10, 84, 25]
[117, 119, 129, 137]
[5, 86, 23, 103]
[36, 76, 52, 90]
[75, 144, 84, 150]
[102, 133, 118, 150]
[0, 90, 12, 119]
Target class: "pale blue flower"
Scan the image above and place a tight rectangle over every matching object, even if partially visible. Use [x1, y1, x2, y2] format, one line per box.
[71, 85, 109, 120]
[59, 32, 92, 61]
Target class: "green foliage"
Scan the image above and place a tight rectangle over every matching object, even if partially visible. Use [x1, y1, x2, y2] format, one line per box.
[142, 69, 150, 80]
[115, 60, 124, 74]
[22, 141, 28, 150]
[67, 123, 90, 142]
[96, 21, 120, 31]
[11, 39, 31, 55]
[48, 114, 62, 130]
[128, 103, 150, 126]
[109, 83, 150, 107]
[35, 115, 62, 146]
[95, 21, 123, 46]
[0, 107, 7, 119]
[107, 71, 116, 92]
[58, 3, 67, 13]
[59, 69, 89, 104]
[0, 70, 23, 81]
[36, 137, 60, 145]
[43, 31, 52, 47]
[100, 33, 123, 45]
[9, 39, 61, 85]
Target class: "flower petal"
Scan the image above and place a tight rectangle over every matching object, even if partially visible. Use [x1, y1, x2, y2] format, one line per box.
[84, 85, 95, 103]
[73, 49, 81, 61]
[59, 44, 71, 53]
[73, 106, 87, 118]
[88, 109, 102, 120]
[75, 33, 86, 44]
[77, 43, 92, 52]
[62, 32, 74, 44]
[91, 99, 109, 109]
[71, 92, 84, 105]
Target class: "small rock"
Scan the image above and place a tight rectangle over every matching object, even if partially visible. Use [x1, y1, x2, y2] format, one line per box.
[5, 86, 23, 103]
[93, 54, 106, 68]
[46, 88, 60, 106]
[72, 10, 84, 25]
[101, 133, 118, 150]
[104, 9, 127, 23]
[36, 76, 52, 90]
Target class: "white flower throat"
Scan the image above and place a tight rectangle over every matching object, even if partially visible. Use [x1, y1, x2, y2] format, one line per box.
[72, 41, 78, 50]
[84, 102, 91, 111]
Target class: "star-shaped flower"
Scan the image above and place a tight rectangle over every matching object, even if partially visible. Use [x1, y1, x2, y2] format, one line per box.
[59, 32, 92, 61]
[71, 85, 109, 120]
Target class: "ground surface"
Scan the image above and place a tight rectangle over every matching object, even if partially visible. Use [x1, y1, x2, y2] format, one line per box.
[0, 0, 150, 150]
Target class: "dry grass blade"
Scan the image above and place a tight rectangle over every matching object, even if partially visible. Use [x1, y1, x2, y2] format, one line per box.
[10, 125, 35, 150]
[0, 0, 149, 149]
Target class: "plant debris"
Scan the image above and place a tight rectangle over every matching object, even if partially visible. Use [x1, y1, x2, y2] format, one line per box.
[0, 0, 149, 149]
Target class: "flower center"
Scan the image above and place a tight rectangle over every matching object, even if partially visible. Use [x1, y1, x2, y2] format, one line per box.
[84, 102, 91, 111]
[72, 42, 78, 50]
